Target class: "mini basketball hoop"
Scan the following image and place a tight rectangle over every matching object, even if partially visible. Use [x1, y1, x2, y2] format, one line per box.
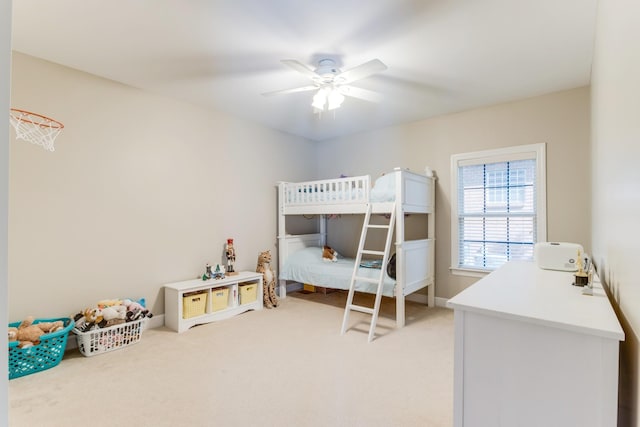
[9, 108, 64, 152]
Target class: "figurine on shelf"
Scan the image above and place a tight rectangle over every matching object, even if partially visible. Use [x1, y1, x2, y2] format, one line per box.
[574, 249, 588, 287]
[582, 262, 594, 295]
[213, 264, 225, 280]
[225, 238, 238, 276]
[202, 263, 213, 281]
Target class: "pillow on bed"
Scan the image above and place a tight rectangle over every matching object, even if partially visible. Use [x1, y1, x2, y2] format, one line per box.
[284, 247, 324, 264]
[370, 173, 396, 202]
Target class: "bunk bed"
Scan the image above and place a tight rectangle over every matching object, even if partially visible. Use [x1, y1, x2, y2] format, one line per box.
[277, 167, 435, 328]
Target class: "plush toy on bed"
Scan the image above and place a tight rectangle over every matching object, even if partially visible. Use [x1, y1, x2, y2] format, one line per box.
[322, 245, 339, 262]
[256, 250, 279, 309]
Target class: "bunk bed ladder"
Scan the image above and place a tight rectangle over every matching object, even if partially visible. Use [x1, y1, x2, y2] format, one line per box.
[341, 203, 396, 342]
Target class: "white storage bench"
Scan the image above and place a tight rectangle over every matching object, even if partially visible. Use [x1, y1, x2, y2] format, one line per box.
[164, 271, 263, 333]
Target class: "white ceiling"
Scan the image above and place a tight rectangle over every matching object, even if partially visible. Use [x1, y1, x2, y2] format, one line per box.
[11, 0, 598, 142]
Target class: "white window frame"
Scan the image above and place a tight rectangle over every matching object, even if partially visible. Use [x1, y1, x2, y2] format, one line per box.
[450, 143, 547, 277]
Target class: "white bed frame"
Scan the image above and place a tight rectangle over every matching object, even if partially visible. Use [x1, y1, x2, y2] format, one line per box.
[277, 167, 436, 328]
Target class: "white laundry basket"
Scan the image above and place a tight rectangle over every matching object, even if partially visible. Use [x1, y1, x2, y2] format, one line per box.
[73, 318, 146, 357]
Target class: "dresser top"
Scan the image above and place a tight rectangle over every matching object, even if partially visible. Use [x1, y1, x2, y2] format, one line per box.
[447, 261, 624, 341]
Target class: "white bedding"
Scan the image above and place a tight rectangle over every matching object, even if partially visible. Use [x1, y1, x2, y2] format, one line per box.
[370, 173, 396, 202]
[280, 247, 396, 297]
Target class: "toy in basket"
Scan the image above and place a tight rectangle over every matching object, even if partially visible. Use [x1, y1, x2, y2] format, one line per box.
[8, 317, 74, 379]
[72, 298, 152, 357]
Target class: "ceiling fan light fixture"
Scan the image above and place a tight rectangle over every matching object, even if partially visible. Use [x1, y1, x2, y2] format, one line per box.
[327, 90, 345, 110]
[270, 57, 387, 114]
[311, 87, 345, 112]
[312, 88, 328, 110]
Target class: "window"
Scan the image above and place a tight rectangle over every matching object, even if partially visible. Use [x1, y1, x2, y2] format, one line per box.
[451, 143, 546, 275]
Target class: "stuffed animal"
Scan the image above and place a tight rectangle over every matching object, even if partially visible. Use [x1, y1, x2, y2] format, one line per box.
[73, 312, 87, 331]
[73, 307, 105, 332]
[84, 307, 103, 324]
[123, 298, 153, 322]
[8, 316, 63, 348]
[256, 250, 278, 309]
[97, 299, 123, 309]
[322, 245, 339, 262]
[73, 298, 153, 332]
[8, 327, 17, 341]
[104, 318, 126, 327]
[94, 305, 128, 328]
[15, 325, 43, 348]
[36, 320, 64, 334]
[101, 305, 127, 321]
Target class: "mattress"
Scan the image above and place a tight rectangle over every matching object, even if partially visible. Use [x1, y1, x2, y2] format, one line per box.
[280, 247, 396, 297]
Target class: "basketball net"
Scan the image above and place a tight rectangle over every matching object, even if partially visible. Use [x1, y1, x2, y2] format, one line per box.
[9, 108, 64, 152]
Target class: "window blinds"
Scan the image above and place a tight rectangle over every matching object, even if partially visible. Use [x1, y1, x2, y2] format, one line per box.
[457, 159, 537, 270]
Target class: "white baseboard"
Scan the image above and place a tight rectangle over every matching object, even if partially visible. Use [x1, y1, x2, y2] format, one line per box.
[435, 297, 449, 308]
[146, 314, 165, 329]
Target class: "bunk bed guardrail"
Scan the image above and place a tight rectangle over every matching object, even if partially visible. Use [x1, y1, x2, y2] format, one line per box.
[280, 175, 371, 206]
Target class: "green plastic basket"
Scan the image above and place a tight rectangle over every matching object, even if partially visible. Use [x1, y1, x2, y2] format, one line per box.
[8, 317, 74, 380]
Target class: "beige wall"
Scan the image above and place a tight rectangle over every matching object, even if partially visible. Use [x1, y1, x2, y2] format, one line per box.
[592, 0, 640, 424]
[317, 87, 591, 299]
[8, 52, 316, 320]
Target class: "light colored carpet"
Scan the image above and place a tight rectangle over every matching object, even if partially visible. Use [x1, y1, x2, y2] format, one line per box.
[9, 291, 454, 427]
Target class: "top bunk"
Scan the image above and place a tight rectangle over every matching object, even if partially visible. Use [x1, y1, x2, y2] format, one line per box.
[278, 167, 435, 216]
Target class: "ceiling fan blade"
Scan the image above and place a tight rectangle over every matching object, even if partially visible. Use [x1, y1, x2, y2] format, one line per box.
[280, 59, 320, 80]
[338, 85, 383, 103]
[337, 59, 387, 84]
[261, 85, 318, 97]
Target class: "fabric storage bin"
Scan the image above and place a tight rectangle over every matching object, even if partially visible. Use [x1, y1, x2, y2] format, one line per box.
[239, 283, 258, 304]
[183, 291, 207, 319]
[211, 287, 229, 312]
[74, 317, 146, 357]
[8, 317, 74, 379]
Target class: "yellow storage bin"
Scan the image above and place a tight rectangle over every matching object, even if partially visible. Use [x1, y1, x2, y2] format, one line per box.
[211, 287, 229, 312]
[183, 291, 207, 319]
[239, 283, 258, 305]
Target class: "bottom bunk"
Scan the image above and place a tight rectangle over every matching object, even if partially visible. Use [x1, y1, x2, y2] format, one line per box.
[280, 246, 397, 296]
[277, 234, 435, 327]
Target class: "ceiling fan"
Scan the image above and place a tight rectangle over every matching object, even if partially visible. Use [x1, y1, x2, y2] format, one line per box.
[262, 58, 387, 112]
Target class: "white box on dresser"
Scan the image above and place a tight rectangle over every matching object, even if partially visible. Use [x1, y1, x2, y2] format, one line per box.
[164, 271, 263, 333]
[447, 261, 624, 427]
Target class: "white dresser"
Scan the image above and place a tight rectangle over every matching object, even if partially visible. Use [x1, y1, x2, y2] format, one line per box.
[447, 261, 624, 427]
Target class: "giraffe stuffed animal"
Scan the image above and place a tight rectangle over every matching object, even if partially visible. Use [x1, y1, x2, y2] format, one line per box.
[256, 250, 279, 308]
